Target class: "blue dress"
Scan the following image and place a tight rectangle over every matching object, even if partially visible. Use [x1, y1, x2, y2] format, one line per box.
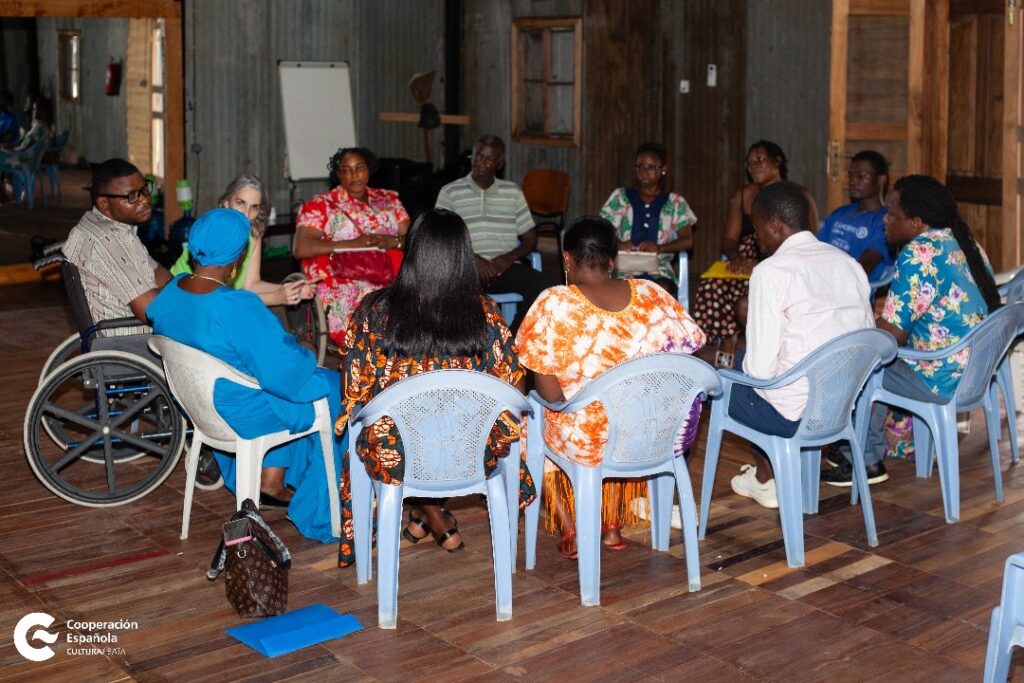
[147, 274, 345, 543]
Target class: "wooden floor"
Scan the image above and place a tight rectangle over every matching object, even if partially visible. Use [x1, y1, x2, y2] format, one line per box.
[3, 277, 1024, 682]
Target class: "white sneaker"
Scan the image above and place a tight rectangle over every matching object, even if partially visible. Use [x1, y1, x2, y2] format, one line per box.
[629, 498, 683, 530]
[730, 465, 779, 509]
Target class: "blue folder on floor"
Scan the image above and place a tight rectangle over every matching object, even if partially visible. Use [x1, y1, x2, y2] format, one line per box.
[226, 604, 363, 658]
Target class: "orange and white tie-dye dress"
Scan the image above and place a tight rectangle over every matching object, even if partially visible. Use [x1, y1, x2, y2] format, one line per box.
[516, 279, 706, 466]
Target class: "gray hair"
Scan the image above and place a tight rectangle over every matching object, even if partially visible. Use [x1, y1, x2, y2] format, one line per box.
[218, 174, 269, 237]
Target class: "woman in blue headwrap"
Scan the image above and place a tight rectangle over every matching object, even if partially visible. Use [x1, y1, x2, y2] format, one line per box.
[147, 208, 346, 543]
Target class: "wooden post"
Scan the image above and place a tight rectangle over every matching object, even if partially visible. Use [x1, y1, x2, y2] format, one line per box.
[163, 13, 184, 227]
[1003, 1, 1023, 270]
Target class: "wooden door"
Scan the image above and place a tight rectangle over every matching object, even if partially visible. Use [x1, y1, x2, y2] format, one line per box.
[827, 0, 930, 212]
[1004, 1, 1023, 270]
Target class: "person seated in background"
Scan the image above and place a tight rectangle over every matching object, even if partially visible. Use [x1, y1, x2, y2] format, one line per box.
[294, 146, 410, 345]
[435, 134, 557, 331]
[63, 158, 171, 331]
[599, 141, 696, 298]
[0, 91, 19, 146]
[516, 216, 706, 557]
[818, 150, 891, 282]
[147, 208, 345, 543]
[821, 175, 1002, 486]
[690, 141, 819, 365]
[334, 208, 536, 567]
[728, 182, 873, 508]
[0, 96, 54, 203]
[171, 175, 315, 307]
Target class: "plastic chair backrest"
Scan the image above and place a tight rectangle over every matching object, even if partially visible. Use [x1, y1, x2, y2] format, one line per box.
[954, 303, 1024, 407]
[794, 328, 898, 440]
[522, 169, 570, 217]
[566, 354, 722, 466]
[1004, 269, 1024, 305]
[25, 137, 48, 172]
[50, 129, 70, 151]
[352, 369, 531, 492]
[149, 336, 259, 443]
[868, 264, 895, 292]
[61, 261, 96, 337]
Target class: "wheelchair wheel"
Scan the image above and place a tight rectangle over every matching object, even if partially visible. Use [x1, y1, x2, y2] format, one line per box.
[280, 273, 329, 365]
[39, 332, 82, 384]
[24, 351, 186, 507]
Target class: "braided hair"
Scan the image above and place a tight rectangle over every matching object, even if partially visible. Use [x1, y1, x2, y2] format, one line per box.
[893, 175, 1001, 312]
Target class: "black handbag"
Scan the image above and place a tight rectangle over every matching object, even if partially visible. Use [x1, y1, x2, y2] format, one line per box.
[207, 499, 291, 618]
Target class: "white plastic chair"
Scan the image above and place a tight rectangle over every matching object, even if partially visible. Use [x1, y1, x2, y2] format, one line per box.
[348, 369, 532, 628]
[522, 353, 723, 606]
[149, 336, 340, 540]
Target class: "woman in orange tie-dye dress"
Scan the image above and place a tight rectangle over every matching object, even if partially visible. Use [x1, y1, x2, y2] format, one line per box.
[516, 216, 706, 558]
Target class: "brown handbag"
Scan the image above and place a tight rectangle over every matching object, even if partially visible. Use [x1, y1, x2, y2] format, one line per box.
[207, 499, 291, 618]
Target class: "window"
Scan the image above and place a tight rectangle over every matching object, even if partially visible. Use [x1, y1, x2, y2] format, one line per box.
[511, 17, 581, 147]
[150, 20, 165, 179]
[58, 30, 81, 102]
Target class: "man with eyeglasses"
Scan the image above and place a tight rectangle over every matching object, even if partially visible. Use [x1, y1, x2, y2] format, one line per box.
[63, 158, 171, 333]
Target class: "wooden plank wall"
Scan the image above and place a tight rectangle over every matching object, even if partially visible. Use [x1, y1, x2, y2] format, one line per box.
[664, 0, 747, 278]
[745, 0, 831, 212]
[124, 17, 151, 175]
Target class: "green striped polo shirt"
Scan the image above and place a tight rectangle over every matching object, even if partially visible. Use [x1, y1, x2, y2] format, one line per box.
[435, 175, 535, 259]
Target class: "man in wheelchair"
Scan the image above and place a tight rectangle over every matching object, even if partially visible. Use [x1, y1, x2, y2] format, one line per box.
[62, 158, 171, 332]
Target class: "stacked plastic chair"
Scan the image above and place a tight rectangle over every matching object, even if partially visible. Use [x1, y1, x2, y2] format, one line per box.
[983, 552, 1024, 682]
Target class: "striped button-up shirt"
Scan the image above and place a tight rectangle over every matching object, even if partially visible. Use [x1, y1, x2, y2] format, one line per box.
[435, 175, 534, 259]
[63, 208, 157, 335]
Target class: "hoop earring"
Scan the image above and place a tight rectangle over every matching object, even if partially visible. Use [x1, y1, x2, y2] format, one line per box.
[229, 265, 238, 280]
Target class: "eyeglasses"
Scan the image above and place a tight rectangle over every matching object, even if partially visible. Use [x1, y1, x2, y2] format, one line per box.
[99, 184, 152, 205]
[634, 164, 663, 173]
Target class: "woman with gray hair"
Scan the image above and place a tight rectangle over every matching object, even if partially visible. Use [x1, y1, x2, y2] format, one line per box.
[171, 174, 315, 306]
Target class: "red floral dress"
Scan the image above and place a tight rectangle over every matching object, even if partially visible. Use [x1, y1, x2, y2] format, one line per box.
[297, 186, 409, 344]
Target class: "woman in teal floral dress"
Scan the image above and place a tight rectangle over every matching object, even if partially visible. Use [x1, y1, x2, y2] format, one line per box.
[599, 142, 696, 297]
[822, 174, 1002, 486]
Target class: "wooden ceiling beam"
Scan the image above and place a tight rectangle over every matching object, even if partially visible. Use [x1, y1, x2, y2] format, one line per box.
[0, 1, 180, 19]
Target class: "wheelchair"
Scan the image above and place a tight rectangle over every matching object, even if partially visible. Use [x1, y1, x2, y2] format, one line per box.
[24, 261, 187, 507]
[278, 272, 331, 366]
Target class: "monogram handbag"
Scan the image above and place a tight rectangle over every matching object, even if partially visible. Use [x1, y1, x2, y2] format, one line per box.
[208, 499, 291, 618]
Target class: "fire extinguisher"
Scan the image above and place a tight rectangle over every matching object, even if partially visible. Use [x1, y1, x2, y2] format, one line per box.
[105, 59, 122, 96]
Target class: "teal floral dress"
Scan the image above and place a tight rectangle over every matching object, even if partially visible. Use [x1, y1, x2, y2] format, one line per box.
[881, 227, 991, 397]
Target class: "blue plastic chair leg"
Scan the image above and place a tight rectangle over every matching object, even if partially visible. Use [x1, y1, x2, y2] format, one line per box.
[766, 439, 805, 567]
[485, 472, 514, 621]
[984, 606, 1011, 683]
[985, 384, 1006, 502]
[375, 484, 405, 629]
[573, 466, 603, 606]
[915, 414, 935, 479]
[350, 440, 374, 585]
[932, 404, 961, 523]
[648, 473, 673, 552]
[802, 448, 821, 514]
[698, 404, 726, 539]
[523, 408, 545, 571]
[996, 357, 1020, 463]
[846, 430, 879, 547]
[671, 456, 702, 592]
[983, 554, 1024, 682]
[505, 444, 522, 573]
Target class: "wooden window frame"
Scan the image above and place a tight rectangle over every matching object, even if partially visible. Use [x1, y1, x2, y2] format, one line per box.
[57, 29, 81, 103]
[511, 16, 582, 147]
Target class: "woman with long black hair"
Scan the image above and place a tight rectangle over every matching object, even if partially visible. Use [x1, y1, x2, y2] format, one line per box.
[822, 174, 1001, 486]
[333, 208, 535, 567]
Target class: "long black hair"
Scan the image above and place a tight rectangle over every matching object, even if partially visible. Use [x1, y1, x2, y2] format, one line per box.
[359, 208, 488, 357]
[893, 175, 1001, 313]
[563, 215, 618, 270]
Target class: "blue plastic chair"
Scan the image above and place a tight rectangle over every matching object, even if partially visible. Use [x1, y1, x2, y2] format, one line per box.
[992, 269, 1024, 465]
[856, 302, 1024, 523]
[1, 138, 48, 209]
[984, 552, 1024, 682]
[699, 329, 898, 568]
[521, 353, 723, 606]
[39, 129, 69, 202]
[348, 369, 532, 628]
[489, 251, 542, 326]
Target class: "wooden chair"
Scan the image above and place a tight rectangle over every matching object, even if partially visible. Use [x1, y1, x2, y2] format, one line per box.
[522, 169, 571, 257]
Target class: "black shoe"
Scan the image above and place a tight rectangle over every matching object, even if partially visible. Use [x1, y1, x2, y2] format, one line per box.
[194, 447, 224, 490]
[259, 492, 291, 508]
[821, 459, 889, 487]
[823, 444, 843, 468]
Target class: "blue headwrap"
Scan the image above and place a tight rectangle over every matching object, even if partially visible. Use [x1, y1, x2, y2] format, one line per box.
[189, 208, 251, 266]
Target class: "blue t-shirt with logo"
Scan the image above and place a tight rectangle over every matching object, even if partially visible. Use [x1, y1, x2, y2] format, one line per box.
[818, 203, 890, 282]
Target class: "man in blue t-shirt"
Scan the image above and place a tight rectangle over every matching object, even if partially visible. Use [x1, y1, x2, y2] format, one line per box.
[0, 91, 20, 146]
[817, 150, 890, 282]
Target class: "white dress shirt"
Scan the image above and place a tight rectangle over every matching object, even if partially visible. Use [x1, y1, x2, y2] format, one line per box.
[742, 230, 874, 421]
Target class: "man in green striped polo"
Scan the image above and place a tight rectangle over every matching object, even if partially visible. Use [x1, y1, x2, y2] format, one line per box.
[436, 135, 557, 331]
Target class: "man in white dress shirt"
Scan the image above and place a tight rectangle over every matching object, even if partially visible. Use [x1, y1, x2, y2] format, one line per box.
[729, 182, 876, 508]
